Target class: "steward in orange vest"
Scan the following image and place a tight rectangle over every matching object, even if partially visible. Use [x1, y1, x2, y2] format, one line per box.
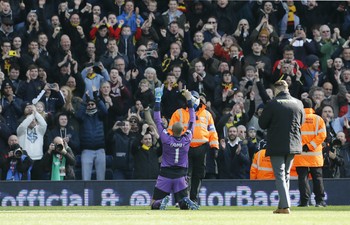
[294, 98, 327, 207]
[250, 149, 274, 180]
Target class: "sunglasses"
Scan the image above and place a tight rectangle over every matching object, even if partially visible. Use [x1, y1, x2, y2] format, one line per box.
[129, 120, 137, 123]
[87, 103, 95, 106]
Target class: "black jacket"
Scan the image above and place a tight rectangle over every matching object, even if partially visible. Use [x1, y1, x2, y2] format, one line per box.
[259, 91, 305, 156]
[42, 146, 76, 180]
[131, 141, 161, 179]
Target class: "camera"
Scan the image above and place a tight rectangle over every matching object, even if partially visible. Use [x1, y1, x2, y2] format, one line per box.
[150, 43, 158, 50]
[92, 62, 102, 74]
[145, 51, 153, 57]
[331, 139, 342, 152]
[55, 144, 64, 152]
[9, 50, 17, 56]
[117, 121, 125, 126]
[285, 59, 291, 63]
[48, 83, 56, 89]
[14, 148, 23, 158]
[205, 24, 213, 30]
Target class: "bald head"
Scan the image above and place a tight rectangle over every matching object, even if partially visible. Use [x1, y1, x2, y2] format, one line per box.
[172, 122, 184, 137]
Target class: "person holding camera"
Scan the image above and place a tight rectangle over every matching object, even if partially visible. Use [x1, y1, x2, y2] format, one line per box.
[322, 134, 345, 178]
[294, 98, 327, 207]
[81, 62, 110, 98]
[31, 82, 65, 115]
[107, 120, 136, 179]
[17, 104, 47, 180]
[4, 144, 33, 181]
[42, 136, 76, 180]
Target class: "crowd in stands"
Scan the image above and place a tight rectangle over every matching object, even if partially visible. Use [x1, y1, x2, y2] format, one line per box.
[1, 0, 350, 181]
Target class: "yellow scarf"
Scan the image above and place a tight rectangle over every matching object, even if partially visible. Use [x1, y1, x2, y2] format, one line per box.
[87, 73, 96, 79]
[288, 5, 296, 22]
[141, 144, 151, 151]
[222, 83, 233, 90]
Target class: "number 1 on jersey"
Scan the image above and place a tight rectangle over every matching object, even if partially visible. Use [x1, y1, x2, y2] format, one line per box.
[174, 148, 179, 163]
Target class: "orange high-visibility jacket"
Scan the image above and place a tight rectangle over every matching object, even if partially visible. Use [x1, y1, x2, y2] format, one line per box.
[250, 149, 275, 180]
[293, 108, 326, 167]
[168, 105, 219, 149]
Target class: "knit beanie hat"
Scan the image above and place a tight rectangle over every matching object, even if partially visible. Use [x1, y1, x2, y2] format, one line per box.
[259, 28, 270, 37]
[305, 54, 319, 67]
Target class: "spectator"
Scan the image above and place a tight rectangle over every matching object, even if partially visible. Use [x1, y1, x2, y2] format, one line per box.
[81, 62, 110, 97]
[0, 17, 17, 44]
[183, 28, 204, 61]
[144, 67, 162, 93]
[281, 25, 318, 63]
[332, 40, 350, 70]
[213, 70, 239, 114]
[114, 18, 142, 66]
[188, 60, 215, 102]
[162, 0, 186, 29]
[7, 65, 22, 92]
[3, 143, 33, 181]
[318, 25, 345, 73]
[117, 0, 144, 33]
[300, 54, 322, 93]
[17, 104, 47, 180]
[134, 45, 161, 77]
[217, 126, 250, 179]
[89, 18, 115, 58]
[108, 68, 132, 120]
[201, 16, 224, 43]
[322, 132, 344, 178]
[16, 65, 45, 102]
[134, 79, 155, 110]
[161, 42, 190, 80]
[338, 131, 350, 178]
[31, 83, 65, 115]
[0, 40, 20, 76]
[272, 45, 305, 78]
[190, 42, 220, 80]
[1, 81, 23, 134]
[244, 40, 272, 87]
[322, 79, 347, 117]
[46, 113, 80, 156]
[250, 21, 280, 65]
[76, 94, 108, 181]
[232, 19, 251, 52]
[108, 120, 136, 179]
[100, 39, 129, 71]
[131, 132, 161, 179]
[42, 136, 76, 180]
[161, 73, 182, 120]
[279, 0, 301, 41]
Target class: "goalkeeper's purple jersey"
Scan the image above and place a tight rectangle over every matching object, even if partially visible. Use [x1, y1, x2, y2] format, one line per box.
[154, 108, 195, 168]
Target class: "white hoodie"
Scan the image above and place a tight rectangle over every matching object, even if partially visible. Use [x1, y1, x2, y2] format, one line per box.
[17, 112, 47, 160]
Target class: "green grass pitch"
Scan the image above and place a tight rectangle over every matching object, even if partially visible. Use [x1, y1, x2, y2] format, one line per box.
[1, 206, 350, 225]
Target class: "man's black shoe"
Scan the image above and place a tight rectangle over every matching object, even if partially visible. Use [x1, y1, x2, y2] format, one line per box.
[297, 204, 309, 207]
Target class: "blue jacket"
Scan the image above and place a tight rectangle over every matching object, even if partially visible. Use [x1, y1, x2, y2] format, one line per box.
[76, 100, 107, 150]
[1, 96, 23, 134]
